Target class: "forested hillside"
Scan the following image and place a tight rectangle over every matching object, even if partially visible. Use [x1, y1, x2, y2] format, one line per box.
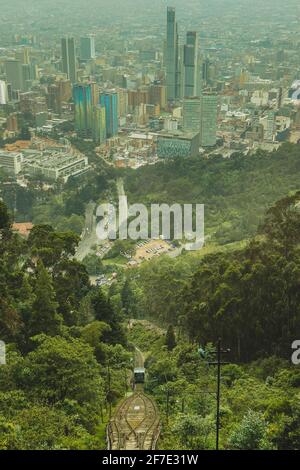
[0, 201, 131, 449]
[124, 143, 300, 243]
[128, 321, 300, 450]
[117, 192, 300, 362]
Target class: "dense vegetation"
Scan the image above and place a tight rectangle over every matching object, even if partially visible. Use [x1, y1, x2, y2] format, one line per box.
[120, 192, 300, 363]
[1, 141, 300, 449]
[129, 321, 300, 450]
[0, 201, 131, 450]
[124, 143, 300, 243]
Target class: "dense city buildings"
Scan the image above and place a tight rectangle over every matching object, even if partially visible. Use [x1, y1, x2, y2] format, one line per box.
[0, 2, 299, 172]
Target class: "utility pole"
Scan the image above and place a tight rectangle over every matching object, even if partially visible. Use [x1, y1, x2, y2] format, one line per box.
[107, 364, 112, 419]
[208, 338, 230, 451]
[166, 388, 170, 425]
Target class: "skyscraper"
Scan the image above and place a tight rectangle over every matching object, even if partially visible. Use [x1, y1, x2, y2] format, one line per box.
[199, 93, 218, 147]
[74, 83, 106, 143]
[80, 36, 96, 61]
[165, 7, 179, 102]
[0, 81, 8, 105]
[61, 37, 77, 83]
[184, 32, 199, 97]
[99, 91, 119, 138]
[183, 94, 217, 147]
[16, 47, 30, 65]
[92, 105, 106, 145]
[183, 97, 201, 132]
[5, 59, 24, 92]
[73, 83, 93, 136]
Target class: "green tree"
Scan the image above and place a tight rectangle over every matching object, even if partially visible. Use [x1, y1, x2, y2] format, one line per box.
[29, 261, 61, 337]
[121, 279, 136, 316]
[82, 254, 104, 276]
[229, 410, 273, 450]
[16, 336, 104, 409]
[91, 289, 125, 345]
[165, 325, 176, 351]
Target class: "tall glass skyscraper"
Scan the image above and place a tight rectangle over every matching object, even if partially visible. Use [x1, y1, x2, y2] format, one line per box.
[184, 32, 199, 97]
[73, 83, 93, 136]
[61, 37, 77, 83]
[74, 83, 107, 143]
[99, 91, 119, 138]
[165, 7, 179, 102]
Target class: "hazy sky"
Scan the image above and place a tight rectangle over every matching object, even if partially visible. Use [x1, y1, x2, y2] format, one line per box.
[0, 0, 299, 37]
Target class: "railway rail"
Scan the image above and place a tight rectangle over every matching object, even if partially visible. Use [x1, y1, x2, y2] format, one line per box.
[107, 390, 160, 450]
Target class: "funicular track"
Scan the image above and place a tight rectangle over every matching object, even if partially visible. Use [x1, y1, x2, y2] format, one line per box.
[107, 390, 160, 450]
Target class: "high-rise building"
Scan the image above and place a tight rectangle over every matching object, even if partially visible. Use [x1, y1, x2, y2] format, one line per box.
[183, 94, 217, 147]
[99, 91, 119, 138]
[92, 105, 106, 145]
[16, 47, 30, 65]
[6, 114, 19, 133]
[73, 83, 93, 136]
[48, 79, 72, 114]
[184, 32, 199, 97]
[90, 82, 99, 107]
[5, 59, 24, 92]
[183, 97, 201, 132]
[202, 58, 210, 87]
[165, 7, 179, 102]
[0, 81, 8, 105]
[80, 36, 96, 61]
[262, 111, 276, 143]
[74, 83, 106, 143]
[117, 89, 128, 118]
[199, 94, 218, 147]
[61, 37, 77, 83]
[149, 82, 167, 110]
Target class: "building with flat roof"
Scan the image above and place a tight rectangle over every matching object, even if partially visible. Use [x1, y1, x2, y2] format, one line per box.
[157, 131, 199, 158]
[22, 148, 90, 182]
[0, 151, 23, 174]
